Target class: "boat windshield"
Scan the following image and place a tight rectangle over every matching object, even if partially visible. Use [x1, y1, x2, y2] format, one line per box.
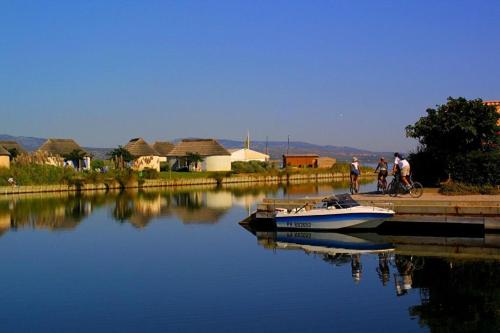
[322, 194, 360, 209]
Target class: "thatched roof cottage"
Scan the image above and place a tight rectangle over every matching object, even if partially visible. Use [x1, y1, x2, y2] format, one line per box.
[152, 141, 175, 163]
[124, 138, 161, 172]
[168, 139, 231, 172]
[37, 138, 90, 170]
[0, 141, 28, 156]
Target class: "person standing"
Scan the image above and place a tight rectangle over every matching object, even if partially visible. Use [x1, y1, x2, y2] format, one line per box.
[350, 157, 361, 193]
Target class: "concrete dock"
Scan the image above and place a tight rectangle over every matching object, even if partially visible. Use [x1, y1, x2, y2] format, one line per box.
[256, 192, 500, 230]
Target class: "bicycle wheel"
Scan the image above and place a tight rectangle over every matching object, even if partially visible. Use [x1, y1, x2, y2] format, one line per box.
[409, 182, 424, 198]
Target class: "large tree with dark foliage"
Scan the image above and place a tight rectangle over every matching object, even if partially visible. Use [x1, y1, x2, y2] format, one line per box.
[405, 97, 499, 185]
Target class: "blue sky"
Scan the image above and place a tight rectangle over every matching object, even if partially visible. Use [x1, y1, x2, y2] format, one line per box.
[1, 0, 499, 151]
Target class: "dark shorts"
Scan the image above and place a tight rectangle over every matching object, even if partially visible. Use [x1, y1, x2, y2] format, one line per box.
[378, 170, 388, 178]
[350, 170, 360, 177]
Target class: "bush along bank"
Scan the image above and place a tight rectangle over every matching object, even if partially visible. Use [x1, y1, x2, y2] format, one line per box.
[0, 164, 376, 195]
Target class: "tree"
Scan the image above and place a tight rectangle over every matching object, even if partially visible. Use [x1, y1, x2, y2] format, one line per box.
[7, 148, 19, 161]
[108, 146, 133, 170]
[185, 152, 204, 171]
[63, 149, 87, 170]
[405, 97, 499, 185]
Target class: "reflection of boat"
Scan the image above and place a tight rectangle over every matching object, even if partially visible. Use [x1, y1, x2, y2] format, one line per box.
[260, 195, 394, 230]
[272, 231, 395, 255]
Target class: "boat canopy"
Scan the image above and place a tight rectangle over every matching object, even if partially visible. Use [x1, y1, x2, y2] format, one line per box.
[321, 194, 360, 209]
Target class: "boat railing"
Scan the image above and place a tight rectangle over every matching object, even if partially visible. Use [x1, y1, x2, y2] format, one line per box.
[367, 201, 395, 211]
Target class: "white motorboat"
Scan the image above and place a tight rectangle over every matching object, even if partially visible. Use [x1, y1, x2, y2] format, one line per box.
[272, 194, 394, 230]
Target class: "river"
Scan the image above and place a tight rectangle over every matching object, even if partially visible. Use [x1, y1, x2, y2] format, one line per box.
[0, 180, 498, 332]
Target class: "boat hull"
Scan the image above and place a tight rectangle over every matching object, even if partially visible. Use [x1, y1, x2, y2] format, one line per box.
[275, 212, 393, 230]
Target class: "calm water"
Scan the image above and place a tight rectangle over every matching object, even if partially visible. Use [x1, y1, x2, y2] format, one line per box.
[0, 180, 498, 333]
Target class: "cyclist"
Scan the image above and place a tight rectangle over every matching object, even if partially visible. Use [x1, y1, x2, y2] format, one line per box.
[350, 157, 361, 193]
[393, 153, 411, 189]
[374, 157, 388, 190]
[392, 152, 401, 174]
[399, 156, 411, 189]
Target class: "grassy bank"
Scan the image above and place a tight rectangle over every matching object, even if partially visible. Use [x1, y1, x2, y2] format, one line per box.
[0, 162, 375, 187]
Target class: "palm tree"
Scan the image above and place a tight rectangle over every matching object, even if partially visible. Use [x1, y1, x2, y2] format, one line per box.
[186, 152, 204, 171]
[108, 146, 133, 170]
[63, 149, 87, 170]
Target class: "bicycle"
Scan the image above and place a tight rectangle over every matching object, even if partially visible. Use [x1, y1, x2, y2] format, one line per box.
[387, 173, 423, 198]
[375, 172, 388, 194]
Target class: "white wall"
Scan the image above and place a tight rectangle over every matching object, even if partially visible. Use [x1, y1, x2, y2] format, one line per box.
[203, 155, 231, 171]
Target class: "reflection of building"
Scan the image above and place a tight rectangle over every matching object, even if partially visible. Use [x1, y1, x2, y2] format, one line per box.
[283, 154, 319, 168]
[0, 212, 11, 236]
[6, 197, 92, 231]
[206, 191, 233, 209]
[231, 193, 266, 209]
[125, 138, 161, 172]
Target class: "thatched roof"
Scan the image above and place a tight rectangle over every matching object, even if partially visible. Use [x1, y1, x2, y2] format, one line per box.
[37, 139, 87, 156]
[168, 139, 230, 157]
[0, 146, 10, 156]
[152, 141, 174, 156]
[0, 141, 27, 154]
[125, 138, 159, 157]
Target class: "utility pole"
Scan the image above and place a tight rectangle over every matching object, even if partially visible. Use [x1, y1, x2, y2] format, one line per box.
[287, 135, 290, 155]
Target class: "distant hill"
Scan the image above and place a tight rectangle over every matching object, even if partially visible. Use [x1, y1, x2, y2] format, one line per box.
[1, 134, 391, 162]
[0, 134, 112, 159]
[0, 134, 46, 151]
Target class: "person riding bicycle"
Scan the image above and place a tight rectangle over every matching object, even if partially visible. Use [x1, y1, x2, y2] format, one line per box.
[350, 157, 361, 193]
[393, 153, 411, 189]
[374, 157, 388, 185]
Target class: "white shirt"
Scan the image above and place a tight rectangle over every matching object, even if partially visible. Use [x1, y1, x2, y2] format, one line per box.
[399, 159, 410, 169]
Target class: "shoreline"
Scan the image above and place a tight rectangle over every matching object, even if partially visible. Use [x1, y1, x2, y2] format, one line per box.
[0, 172, 372, 196]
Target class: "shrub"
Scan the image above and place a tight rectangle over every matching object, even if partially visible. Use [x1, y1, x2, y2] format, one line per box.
[439, 182, 499, 195]
[91, 159, 105, 170]
[231, 161, 272, 173]
[160, 162, 170, 172]
[139, 168, 159, 179]
[0, 164, 76, 186]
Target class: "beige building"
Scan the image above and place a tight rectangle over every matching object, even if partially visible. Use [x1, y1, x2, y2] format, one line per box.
[152, 141, 175, 163]
[168, 139, 231, 172]
[229, 148, 270, 163]
[37, 138, 90, 170]
[0, 146, 11, 169]
[125, 138, 161, 172]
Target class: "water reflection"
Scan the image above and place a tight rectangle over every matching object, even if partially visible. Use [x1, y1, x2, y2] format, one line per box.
[0, 181, 498, 332]
[242, 223, 500, 331]
[0, 181, 356, 233]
